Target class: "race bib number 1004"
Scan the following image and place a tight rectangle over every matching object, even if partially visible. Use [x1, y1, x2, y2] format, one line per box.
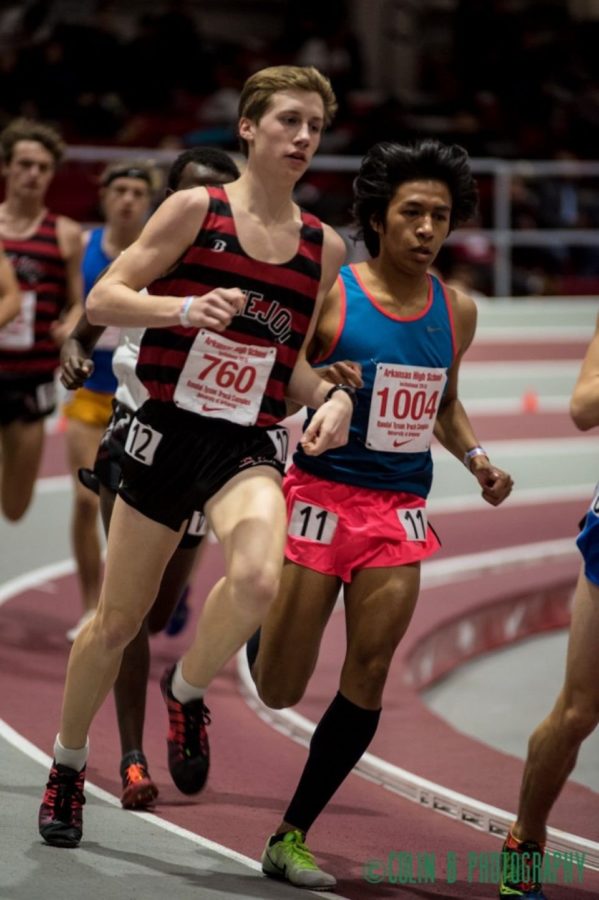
[366, 363, 447, 453]
[174, 330, 277, 426]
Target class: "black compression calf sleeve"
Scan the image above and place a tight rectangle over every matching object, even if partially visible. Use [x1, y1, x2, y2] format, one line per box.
[284, 691, 381, 833]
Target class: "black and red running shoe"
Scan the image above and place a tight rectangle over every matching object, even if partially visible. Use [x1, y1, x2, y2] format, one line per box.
[39, 761, 86, 847]
[120, 751, 159, 810]
[160, 665, 211, 795]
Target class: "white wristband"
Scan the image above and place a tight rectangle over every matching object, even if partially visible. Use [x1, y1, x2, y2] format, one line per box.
[179, 296, 194, 327]
[463, 446, 488, 469]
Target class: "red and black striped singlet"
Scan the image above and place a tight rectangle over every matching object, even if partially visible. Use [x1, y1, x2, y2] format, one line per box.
[0, 212, 68, 378]
[137, 185, 324, 427]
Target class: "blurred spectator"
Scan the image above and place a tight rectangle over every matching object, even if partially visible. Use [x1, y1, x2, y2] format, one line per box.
[1, 0, 598, 298]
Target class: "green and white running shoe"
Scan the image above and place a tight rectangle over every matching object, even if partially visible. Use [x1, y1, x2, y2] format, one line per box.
[261, 829, 337, 890]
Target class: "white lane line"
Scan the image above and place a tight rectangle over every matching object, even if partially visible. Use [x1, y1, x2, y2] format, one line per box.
[0, 559, 75, 607]
[37, 475, 71, 493]
[421, 539, 577, 588]
[0, 579, 345, 899]
[430, 483, 590, 514]
[236, 540, 599, 871]
[0, 723, 265, 879]
[462, 360, 579, 374]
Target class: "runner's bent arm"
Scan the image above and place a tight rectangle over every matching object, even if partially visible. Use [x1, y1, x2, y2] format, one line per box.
[570, 313, 599, 430]
[284, 278, 362, 416]
[50, 217, 85, 344]
[59, 310, 107, 389]
[286, 225, 354, 453]
[60, 237, 120, 387]
[433, 288, 481, 459]
[286, 226, 348, 410]
[434, 288, 513, 506]
[87, 188, 244, 329]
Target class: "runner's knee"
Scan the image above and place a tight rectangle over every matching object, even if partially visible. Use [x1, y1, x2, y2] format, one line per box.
[344, 649, 393, 698]
[228, 558, 280, 616]
[256, 672, 308, 709]
[2, 490, 30, 521]
[559, 698, 599, 744]
[92, 607, 143, 652]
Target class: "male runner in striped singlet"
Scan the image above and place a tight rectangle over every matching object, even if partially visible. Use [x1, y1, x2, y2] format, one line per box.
[59, 147, 240, 811]
[247, 140, 514, 888]
[62, 160, 159, 644]
[39, 65, 355, 848]
[0, 241, 21, 327]
[499, 318, 599, 900]
[0, 118, 83, 522]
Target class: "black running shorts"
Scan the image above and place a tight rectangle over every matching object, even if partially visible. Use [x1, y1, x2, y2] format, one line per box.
[0, 375, 56, 425]
[118, 399, 288, 532]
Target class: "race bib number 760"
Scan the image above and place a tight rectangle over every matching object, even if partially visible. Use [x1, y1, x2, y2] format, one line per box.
[174, 330, 276, 426]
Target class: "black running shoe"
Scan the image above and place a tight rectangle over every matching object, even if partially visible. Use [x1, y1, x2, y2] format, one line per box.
[39, 761, 86, 847]
[160, 665, 211, 794]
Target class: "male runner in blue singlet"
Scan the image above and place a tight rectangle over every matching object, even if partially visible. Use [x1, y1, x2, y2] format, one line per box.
[249, 139, 514, 888]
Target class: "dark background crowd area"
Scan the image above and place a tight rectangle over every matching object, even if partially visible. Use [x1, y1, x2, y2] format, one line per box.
[2, 0, 599, 297]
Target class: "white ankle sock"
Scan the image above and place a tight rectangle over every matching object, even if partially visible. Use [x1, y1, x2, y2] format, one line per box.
[54, 734, 89, 771]
[171, 660, 206, 704]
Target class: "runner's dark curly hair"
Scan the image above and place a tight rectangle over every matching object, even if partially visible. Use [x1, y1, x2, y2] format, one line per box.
[353, 139, 479, 256]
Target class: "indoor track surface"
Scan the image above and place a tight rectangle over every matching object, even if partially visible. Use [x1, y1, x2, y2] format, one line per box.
[1, 300, 598, 900]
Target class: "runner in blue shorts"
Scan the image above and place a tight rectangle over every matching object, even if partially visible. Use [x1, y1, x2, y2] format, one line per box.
[500, 314, 599, 900]
[248, 139, 514, 889]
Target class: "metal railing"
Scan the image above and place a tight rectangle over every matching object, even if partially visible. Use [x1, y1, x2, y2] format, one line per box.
[65, 147, 599, 297]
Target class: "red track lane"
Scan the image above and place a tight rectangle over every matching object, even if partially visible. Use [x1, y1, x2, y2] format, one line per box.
[4, 402, 598, 898]
[464, 340, 589, 362]
[2, 566, 598, 899]
[457, 412, 595, 440]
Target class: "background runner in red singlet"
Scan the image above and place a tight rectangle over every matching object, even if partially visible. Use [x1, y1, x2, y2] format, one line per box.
[0, 118, 83, 521]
